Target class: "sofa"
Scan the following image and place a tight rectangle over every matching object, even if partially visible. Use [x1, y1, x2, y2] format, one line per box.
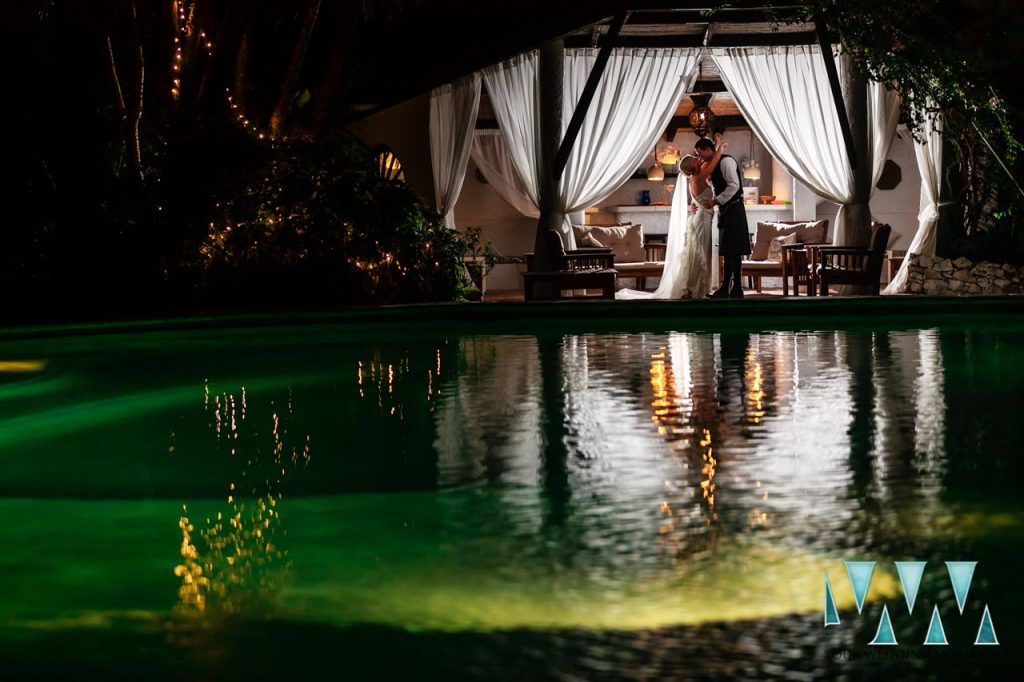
[573, 223, 667, 290]
[719, 219, 830, 295]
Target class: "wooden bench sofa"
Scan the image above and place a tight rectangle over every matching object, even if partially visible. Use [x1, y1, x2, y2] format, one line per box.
[573, 223, 666, 290]
[522, 231, 617, 300]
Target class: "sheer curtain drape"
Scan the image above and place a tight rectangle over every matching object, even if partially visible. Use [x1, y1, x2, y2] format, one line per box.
[884, 114, 943, 294]
[470, 129, 540, 218]
[557, 49, 699, 217]
[482, 48, 699, 248]
[712, 46, 900, 244]
[429, 74, 481, 229]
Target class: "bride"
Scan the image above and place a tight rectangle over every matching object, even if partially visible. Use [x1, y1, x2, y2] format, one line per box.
[617, 141, 727, 300]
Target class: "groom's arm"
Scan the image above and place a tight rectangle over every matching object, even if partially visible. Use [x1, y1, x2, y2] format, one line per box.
[716, 157, 741, 205]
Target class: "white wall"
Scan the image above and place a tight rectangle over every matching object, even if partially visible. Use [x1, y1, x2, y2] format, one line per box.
[347, 94, 434, 206]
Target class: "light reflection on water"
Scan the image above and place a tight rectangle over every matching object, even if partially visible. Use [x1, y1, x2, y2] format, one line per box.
[0, 324, 1022, 678]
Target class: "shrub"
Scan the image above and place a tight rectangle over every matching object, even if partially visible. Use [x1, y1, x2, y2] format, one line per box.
[177, 134, 467, 307]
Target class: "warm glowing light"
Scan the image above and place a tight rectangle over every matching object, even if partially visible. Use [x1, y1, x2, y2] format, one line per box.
[0, 360, 46, 373]
[745, 346, 766, 424]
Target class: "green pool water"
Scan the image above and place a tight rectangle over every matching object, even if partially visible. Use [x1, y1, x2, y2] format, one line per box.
[0, 313, 1021, 679]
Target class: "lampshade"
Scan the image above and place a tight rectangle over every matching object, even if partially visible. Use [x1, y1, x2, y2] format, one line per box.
[743, 161, 761, 181]
[647, 164, 665, 182]
[657, 144, 681, 166]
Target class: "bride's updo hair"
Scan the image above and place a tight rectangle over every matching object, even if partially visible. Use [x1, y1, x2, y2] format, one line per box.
[679, 155, 702, 177]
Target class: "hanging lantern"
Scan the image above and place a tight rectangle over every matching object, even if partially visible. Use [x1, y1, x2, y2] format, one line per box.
[689, 93, 715, 139]
[646, 163, 665, 182]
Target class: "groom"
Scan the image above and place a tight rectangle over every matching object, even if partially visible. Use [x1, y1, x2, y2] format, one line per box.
[695, 135, 750, 298]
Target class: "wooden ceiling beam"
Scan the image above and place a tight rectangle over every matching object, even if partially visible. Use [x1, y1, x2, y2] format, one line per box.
[668, 114, 748, 134]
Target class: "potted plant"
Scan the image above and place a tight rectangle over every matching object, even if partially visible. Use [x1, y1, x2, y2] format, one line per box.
[461, 226, 498, 300]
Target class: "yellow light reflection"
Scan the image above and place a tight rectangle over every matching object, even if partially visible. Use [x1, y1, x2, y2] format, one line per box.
[745, 346, 765, 424]
[0, 360, 47, 373]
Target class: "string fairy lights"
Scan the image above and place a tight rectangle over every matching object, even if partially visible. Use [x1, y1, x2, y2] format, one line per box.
[171, 1, 214, 101]
[227, 88, 267, 139]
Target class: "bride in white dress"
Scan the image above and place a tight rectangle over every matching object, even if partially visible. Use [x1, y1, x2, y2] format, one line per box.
[617, 142, 727, 300]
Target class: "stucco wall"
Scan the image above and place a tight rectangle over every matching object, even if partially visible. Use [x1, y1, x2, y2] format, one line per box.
[346, 94, 435, 207]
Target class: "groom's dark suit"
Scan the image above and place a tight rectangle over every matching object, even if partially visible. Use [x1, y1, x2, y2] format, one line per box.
[711, 155, 751, 257]
[709, 154, 751, 296]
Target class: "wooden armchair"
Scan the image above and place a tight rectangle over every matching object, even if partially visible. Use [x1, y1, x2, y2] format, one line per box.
[817, 223, 892, 296]
[781, 243, 819, 296]
[523, 231, 617, 300]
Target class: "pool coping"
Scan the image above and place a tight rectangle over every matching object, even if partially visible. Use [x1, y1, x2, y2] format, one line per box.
[3, 295, 1023, 341]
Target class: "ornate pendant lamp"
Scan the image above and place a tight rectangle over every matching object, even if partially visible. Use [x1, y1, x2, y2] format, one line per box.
[688, 58, 715, 138]
[689, 93, 715, 139]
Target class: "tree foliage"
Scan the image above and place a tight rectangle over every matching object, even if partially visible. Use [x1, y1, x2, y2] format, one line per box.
[795, 0, 1024, 260]
[2, 0, 458, 318]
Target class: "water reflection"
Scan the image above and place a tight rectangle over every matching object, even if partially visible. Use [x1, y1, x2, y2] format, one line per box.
[173, 380, 309, 619]
[3, 321, 1024, 677]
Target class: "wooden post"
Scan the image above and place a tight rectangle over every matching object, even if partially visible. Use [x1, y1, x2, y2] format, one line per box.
[815, 20, 857, 172]
[842, 53, 872, 249]
[531, 38, 565, 298]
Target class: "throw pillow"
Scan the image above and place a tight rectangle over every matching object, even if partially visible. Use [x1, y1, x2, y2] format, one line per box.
[767, 233, 798, 262]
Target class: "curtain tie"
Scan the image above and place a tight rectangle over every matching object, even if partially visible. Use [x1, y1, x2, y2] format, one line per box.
[917, 203, 940, 224]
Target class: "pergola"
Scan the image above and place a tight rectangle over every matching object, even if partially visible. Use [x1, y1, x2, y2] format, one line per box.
[351, 3, 884, 291]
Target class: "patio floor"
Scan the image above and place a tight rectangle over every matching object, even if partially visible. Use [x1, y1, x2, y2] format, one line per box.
[483, 286, 791, 302]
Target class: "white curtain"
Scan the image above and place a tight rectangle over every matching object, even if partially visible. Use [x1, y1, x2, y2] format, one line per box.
[558, 49, 699, 218]
[470, 129, 540, 218]
[884, 114, 943, 294]
[482, 48, 699, 248]
[712, 46, 900, 244]
[429, 74, 481, 229]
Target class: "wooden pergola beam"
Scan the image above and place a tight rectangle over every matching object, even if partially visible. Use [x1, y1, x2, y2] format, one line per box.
[670, 113, 748, 133]
[701, 21, 715, 47]
[814, 18, 857, 171]
[563, 31, 817, 49]
[480, 112, 749, 132]
[553, 10, 629, 181]
[626, 8, 808, 24]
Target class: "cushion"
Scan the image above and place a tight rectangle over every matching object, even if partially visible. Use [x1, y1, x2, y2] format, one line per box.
[577, 232, 604, 248]
[574, 223, 645, 262]
[766, 233, 798, 262]
[751, 220, 828, 260]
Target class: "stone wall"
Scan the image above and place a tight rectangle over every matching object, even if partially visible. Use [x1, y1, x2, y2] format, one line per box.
[905, 253, 1024, 295]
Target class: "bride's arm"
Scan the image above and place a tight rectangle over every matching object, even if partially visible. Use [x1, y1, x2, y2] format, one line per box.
[694, 143, 727, 184]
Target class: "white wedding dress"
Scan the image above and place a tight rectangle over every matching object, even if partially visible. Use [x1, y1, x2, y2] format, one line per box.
[617, 182, 713, 300]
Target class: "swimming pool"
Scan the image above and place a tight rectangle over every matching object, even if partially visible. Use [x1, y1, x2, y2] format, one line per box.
[1, 303, 1021, 679]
